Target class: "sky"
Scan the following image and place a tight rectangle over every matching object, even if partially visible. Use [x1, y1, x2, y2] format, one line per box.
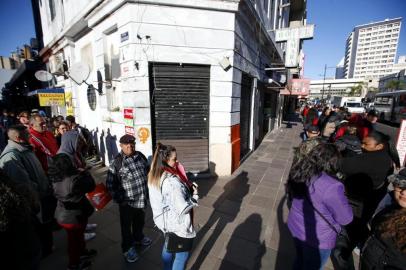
[303, 0, 406, 79]
[0, 0, 35, 56]
[0, 0, 405, 80]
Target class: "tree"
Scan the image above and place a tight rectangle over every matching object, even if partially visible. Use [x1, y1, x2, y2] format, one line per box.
[348, 83, 363, 97]
[385, 80, 405, 91]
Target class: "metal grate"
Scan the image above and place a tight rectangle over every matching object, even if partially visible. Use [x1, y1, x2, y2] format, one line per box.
[150, 63, 210, 172]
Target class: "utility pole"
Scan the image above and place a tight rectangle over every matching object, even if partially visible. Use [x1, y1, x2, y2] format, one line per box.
[321, 64, 327, 102]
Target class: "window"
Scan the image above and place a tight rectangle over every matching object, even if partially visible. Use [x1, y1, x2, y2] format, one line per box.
[103, 25, 121, 112]
[49, 0, 56, 20]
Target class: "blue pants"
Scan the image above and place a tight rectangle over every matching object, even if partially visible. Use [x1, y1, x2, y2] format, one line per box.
[293, 238, 331, 270]
[162, 246, 190, 270]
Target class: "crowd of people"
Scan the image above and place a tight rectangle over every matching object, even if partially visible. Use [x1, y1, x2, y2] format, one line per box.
[0, 109, 198, 270]
[287, 104, 406, 269]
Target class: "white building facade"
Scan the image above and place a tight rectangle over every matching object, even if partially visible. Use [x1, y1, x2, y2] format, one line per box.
[309, 78, 367, 99]
[35, 0, 308, 176]
[344, 18, 402, 80]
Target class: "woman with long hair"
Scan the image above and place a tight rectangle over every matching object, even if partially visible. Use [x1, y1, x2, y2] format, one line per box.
[287, 143, 353, 270]
[148, 143, 198, 270]
[49, 153, 97, 270]
[360, 170, 406, 269]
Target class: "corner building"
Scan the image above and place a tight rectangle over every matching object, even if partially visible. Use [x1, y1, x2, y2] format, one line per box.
[35, 0, 307, 176]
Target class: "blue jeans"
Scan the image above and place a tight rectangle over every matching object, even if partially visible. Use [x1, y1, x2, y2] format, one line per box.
[162, 245, 190, 270]
[293, 238, 331, 270]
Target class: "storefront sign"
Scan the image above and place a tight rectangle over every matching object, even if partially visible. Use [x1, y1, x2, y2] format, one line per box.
[280, 79, 310, 96]
[125, 126, 135, 136]
[30, 88, 65, 106]
[138, 127, 150, 144]
[396, 120, 406, 166]
[275, 25, 314, 67]
[124, 108, 134, 126]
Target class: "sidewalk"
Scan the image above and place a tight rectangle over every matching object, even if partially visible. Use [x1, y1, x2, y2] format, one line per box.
[41, 117, 335, 270]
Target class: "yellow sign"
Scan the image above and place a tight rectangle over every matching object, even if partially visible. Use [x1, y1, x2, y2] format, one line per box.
[65, 92, 74, 115]
[137, 127, 150, 144]
[38, 93, 66, 106]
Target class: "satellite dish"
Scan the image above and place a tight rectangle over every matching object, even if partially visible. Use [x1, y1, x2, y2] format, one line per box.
[68, 62, 90, 85]
[35, 70, 54, 82]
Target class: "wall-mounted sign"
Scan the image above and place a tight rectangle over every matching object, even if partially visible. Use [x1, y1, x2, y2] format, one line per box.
[124, 108, 134, 126]
[121, 32, 129, 42]
[280, 79, 310, 96]
[125, 126, 135, 136]
[396, 120, 406, 166]
[138, 127, 150, 144]
[275, 24, 314, 68]
[28, 88, 65, 106]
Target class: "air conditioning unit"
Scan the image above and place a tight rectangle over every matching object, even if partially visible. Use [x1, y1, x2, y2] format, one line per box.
[49, 54, 66, 76]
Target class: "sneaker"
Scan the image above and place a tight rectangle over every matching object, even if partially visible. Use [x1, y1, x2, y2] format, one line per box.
[84, 232, 96, 241]
[123, 247, 139, 263]
[85, 223, 97, 232]
[80, 249, 98, 261]
[135, 236, 152, 246]
[67, 260, 92, 270]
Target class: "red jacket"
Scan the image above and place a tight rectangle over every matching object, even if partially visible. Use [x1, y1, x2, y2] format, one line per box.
[29, 128, 59, 172]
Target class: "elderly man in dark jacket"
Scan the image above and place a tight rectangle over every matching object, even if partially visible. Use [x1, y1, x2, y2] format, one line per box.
[0, 125, 55, 257]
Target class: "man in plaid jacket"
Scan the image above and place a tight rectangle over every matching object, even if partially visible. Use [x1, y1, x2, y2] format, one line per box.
[106, 134, 152, 263]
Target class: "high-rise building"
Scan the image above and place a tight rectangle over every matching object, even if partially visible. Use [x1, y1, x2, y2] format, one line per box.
[343, 18, 402, 79]
[335, 57, 345, 79]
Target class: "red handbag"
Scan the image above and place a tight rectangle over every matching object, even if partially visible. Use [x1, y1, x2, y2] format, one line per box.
[86, 183, 112, 211]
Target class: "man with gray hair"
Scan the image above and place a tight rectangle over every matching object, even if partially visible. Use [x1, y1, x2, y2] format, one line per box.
[0, 125, 54, 257]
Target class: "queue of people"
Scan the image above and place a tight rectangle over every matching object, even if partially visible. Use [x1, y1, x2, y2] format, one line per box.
[289, 104, 406, 269]
[0, 111, 99, 270]
[0, 108, 199, 270]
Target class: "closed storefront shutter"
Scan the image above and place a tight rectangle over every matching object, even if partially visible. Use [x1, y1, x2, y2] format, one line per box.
[150, 63, 210, 172]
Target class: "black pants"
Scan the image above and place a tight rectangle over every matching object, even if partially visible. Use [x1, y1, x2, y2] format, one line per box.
[119, 205, 145, 252]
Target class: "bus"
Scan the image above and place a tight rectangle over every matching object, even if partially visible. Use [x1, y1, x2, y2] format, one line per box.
[373, 90, 406, 124]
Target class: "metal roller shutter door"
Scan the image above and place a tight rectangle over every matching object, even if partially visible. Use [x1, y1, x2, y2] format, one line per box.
[150, 63, 210, 172]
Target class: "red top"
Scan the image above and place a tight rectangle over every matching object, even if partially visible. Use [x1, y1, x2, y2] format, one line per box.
[29, 128, 59, 172]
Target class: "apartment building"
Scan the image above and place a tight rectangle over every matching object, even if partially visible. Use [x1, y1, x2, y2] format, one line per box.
[344, 18, 401, 80]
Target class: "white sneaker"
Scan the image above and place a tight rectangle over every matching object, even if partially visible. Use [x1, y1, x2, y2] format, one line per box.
[84, 232, 96, 241]
[86, 223, 97, 232]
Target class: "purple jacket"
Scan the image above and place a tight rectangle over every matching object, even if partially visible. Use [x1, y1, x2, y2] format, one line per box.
[287, 172, 353, 249]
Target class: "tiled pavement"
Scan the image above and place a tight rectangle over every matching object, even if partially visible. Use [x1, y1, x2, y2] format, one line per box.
[41, 117, 343, 270]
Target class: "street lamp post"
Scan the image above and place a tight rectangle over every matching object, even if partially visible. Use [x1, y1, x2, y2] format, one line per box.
[320, 65, 336, 103]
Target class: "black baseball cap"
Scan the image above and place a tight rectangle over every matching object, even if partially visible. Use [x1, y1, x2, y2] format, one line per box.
[305, 124, 320, 133]
[119, 134, 136, 144]
[367, 110, 378, 117]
